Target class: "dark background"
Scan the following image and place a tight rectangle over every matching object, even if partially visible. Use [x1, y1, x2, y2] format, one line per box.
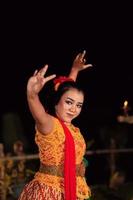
[0, 2, 133, 184]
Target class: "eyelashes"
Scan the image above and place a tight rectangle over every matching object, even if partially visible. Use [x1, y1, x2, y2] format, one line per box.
[77, 104, 82, 109]
[65, 100, 72, 105]
[65, 100, 82, 108]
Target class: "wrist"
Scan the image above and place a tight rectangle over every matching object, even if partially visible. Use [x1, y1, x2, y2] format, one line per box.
[27, 90, 38, 100]
[70, 69, 78, 81]
[71, 67, 79, 73]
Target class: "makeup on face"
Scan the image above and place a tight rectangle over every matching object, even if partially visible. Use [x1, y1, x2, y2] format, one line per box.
[55, 89, 84, 124]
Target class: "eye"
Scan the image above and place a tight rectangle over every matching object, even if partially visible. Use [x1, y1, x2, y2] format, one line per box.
[77, 104, 82, 109]
[65, 100, 73, 105]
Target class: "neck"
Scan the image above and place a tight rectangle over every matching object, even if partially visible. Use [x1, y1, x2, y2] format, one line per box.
[64, 122, 71, 126]
[55, 114, 72, 125]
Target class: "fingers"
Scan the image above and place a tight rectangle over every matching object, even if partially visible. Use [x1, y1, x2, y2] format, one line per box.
[44, 74, 56, 83]
[33, 65, 48, 77]
[75, 53, 80, 60]
[80, 50, 87, 64]
[75, 50, 86, 62]
[83, 64, 93, 69]
[33, 64, 56, 83]
[39, 65, 56, 82]
[38, 64, 48, 77]
[81, 50, 86, 60]
[33, 70, 38, 76]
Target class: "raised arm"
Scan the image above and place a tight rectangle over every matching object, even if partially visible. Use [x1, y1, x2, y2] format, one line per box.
[27, 64, 56, 134]
[68, 50, 93, 81]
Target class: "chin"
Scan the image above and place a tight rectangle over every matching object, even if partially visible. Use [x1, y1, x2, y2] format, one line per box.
[62, 118, 72, 124]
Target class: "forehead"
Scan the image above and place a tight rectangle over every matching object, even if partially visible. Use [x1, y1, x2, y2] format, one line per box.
[61, 88, 84, 101]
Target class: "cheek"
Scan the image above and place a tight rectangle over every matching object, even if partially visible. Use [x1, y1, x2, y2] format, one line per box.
[59, 101, 70, 110]
[56, 102, 66, 113]
[76, 108, 82, 115]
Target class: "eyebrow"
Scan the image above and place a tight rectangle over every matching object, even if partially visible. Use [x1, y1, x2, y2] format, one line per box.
[66, 97, 83, 105]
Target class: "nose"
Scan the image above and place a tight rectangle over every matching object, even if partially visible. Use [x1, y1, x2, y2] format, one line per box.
[70, 105, 76, 113]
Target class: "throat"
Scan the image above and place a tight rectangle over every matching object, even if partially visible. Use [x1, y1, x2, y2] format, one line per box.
[64, 122, 71, 126]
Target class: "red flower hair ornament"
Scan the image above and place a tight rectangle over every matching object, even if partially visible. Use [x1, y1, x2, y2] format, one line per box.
[53, 76, 74, 91]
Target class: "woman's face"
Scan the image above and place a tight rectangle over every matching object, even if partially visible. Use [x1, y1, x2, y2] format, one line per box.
[55, 88, 84, 124]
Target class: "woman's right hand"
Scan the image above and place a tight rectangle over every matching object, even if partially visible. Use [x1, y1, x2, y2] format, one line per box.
[27, 64, 56, 97]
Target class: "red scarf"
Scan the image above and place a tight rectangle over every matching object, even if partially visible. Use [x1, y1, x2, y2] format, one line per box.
[59, 119, 76, 200]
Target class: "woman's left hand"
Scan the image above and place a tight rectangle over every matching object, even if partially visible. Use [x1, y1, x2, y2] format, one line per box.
[71, 50, 93, 72]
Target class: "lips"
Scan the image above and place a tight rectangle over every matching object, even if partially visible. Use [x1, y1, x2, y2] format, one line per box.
[66, 113, 75, 118]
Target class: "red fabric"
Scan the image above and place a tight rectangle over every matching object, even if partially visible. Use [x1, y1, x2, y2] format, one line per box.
[59, 119, 76, 200]
[53, 76, 74, 91]
[53, 76, 74, 85]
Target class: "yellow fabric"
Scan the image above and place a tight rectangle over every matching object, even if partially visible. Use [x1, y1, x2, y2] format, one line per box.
[34, 117, 91, 199]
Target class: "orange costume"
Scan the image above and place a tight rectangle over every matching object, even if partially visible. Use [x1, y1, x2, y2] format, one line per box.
[19, 117, 91, 199]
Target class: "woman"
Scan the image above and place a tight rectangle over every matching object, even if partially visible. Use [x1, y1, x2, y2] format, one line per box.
[19, 51, 92, 200]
